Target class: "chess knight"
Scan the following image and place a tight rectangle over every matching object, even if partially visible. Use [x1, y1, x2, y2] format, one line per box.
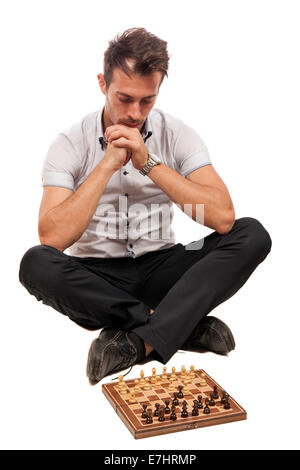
[19, 27, 272, 384]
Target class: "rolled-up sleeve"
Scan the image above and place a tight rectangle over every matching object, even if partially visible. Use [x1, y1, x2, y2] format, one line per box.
[173, 121, 212, 177]
[41, 133, 81, 191]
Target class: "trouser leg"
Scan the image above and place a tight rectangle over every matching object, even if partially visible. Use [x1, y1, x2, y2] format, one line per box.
[19, 244, 149, 330]
[133, 217, 272, 363]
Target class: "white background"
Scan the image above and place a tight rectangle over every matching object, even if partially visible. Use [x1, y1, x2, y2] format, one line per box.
[1, 0, 299, 450]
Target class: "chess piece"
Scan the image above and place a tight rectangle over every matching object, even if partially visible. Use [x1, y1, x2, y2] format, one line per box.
[197, 395, 203, 409]
[143, 377, 151, 390]
[209, 394, 215, 406]
[140, 370, 146, 385]
[164, 400, 171, 414]
[172, 393, 179, 407]
[224, 399, 231, 410]
[129, 390, 136, 404]
[168, 381, 175, 392]
[203, 404, 210, 414]
[180, 365, 186, 379]
[190, 365, 195, 378]
[177, 385, 184, 399]
[117, 375, 124, 390]
[181, 404, 189, 418]
[150, 368, 157, 384]
[199, 372, 206, 386]
[134, 379, 140, 391]
[154, 403, 160, 417]
[158, 407, 165, 422]
[212, 385, 219, 399]
[161, 366, 169, 383]
[170, 366, 177, 380]
[221, 390, 230, 404]
[141, 404, 148, 419]
[146, 409, 153, 424]
[170, 406, 177, 421]
[192, 402, 199, 416]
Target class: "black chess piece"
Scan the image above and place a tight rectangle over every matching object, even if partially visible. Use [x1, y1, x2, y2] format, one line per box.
[197, 395, 203, 409]
[192, 404, 199, 416]
[158, 407, 165, 422]
[181, 403, 189, 418]
[146, 409, 153, 424]
[212, 386, 219, 400]
[141, 404, 148, 419]
[165, 400, 171, 414]
[209, 394, 215, 406]
[170, 406, 177, 421]
[224, 399, 231, 410]
[154, 403, 160, 417]
[178, 385, 184, 398]
[221, 390, 229, 404]
[203, 404, 210, 414]
[173, 393, 179, 407]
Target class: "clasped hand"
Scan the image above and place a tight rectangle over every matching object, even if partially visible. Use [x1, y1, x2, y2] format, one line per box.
[104, 124, 148, 170]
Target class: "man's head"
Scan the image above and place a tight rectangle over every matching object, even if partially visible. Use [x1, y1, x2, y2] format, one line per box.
[97, 27, 170, 132]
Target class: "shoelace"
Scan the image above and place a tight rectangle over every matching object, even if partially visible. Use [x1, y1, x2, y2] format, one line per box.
[111, 365, 133, 381]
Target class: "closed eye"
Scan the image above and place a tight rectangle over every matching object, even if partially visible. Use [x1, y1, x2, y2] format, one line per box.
[119, 98, 153, 105]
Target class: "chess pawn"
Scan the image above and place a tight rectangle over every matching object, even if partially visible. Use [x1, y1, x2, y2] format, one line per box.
[143, 377, 151, 390]
[189, 365, 195, 378]
[186, 370, 191, 384]
[168, 381, 175, 392]
[146, 409, 153, 424]
[129, 390, 136, 404]
[120, 382, 127, 394]
[150, 368, 157, 384]
[139, 370, 146, 385]
[170, 366, 177, 380]
[141, 404, 148, 419]
[134, 379, 140, 391]
[180, 365, 186, 379]
[117, 375, 124, 390]
[161, 366, 169, 383]
[199, 372, 206, 386]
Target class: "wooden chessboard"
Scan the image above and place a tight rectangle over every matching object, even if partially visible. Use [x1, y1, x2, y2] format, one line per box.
[102, 367, 247, 439]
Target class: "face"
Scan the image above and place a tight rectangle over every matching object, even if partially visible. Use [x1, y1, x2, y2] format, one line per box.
[97, 66, 162, 133]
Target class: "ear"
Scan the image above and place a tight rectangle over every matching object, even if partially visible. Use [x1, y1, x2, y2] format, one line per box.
[97, 73, 106, 95]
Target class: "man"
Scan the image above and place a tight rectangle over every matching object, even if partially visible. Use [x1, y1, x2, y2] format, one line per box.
[19, 27, 272, 385]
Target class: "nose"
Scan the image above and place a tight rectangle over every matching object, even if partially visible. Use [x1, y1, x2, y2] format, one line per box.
[127, 102, 141, 122]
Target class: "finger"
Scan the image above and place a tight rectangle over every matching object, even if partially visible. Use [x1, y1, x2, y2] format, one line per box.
[111, 137, 133, 149]
[105, 125, 133, 141]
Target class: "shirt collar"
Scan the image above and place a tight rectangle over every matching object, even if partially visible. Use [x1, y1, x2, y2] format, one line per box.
[98, 106, 152, 151]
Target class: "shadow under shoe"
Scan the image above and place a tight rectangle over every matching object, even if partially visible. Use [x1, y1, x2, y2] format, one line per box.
[181, 316, 235, 355]
[86, 327, 141, 385]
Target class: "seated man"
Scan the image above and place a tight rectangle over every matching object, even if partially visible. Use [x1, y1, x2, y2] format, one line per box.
[18, 27, 272, 385]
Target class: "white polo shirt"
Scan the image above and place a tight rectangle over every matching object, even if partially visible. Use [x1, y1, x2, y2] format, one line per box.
[41, 106, 212, 258]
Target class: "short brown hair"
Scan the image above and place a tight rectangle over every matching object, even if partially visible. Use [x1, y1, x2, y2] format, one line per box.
[103, 27, 170, 90]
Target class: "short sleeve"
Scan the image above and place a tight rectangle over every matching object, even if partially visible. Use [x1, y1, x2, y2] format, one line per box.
[41, 133, 81, 191]
[173, 121, 212, 177]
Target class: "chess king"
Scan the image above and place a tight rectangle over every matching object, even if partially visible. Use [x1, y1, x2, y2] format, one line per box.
[19, 27, 272, 384]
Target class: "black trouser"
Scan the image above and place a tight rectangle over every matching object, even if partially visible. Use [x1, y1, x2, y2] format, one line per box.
[18, 217, 272, 364]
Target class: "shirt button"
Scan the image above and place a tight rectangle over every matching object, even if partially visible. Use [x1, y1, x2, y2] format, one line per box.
[123, 171, 128, 175]
[129, 244, 133, 248]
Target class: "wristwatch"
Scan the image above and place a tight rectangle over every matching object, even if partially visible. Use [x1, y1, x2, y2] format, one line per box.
[139, 152, 162, 176]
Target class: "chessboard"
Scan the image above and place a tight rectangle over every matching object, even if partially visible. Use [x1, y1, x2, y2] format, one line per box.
[102, 365, 247, 439]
